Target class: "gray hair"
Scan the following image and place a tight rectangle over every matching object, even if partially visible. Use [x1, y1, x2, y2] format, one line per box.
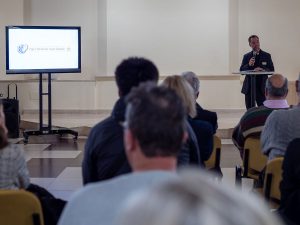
[118, 169, 284, 225]
[265, 75, 288, 97]
[181, 71, 200, 96]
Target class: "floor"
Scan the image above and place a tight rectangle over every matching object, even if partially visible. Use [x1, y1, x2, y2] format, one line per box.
[17, 110, 254, 201]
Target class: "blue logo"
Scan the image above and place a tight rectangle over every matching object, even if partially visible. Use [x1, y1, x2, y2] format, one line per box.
[17, 44, 28, 54]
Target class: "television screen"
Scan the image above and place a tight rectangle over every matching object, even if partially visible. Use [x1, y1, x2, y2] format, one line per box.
[6, 26, 81, 74]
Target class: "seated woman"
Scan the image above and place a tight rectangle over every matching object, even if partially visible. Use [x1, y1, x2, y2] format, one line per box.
[0, 100, 65, 225]
[0, 100, 30, 190]
[162, 76, 213, 166]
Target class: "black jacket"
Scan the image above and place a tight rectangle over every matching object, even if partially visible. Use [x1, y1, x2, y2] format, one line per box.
[240, 50, 274, 95]
[279, 138, 300, 225]
[194, 103, 218, 134]
[82, 98, 131, 184]
[188, 117, 213, 162]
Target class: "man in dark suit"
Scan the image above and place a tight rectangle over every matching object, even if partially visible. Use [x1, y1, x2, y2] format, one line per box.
[240, 35, 274, 109]
[181, 71, 218, 134]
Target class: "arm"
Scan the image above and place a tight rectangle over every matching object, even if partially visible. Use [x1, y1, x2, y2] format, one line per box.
[232, 124, 245, 151]
[240, 54, 253, 71]
[82, 132, 96, 185]
[261, 112, 277, 156]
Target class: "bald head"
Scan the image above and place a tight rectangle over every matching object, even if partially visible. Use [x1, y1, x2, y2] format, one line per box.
[265, 74, 288, 99]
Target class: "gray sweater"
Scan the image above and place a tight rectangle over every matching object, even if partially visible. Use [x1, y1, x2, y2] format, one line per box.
[261, 106, 300, 160]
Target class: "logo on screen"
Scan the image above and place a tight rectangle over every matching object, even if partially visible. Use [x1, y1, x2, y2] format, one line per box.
[17, 44, 28, 54]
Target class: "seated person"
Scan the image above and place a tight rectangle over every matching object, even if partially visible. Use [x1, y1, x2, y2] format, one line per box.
[0, 100, 30, 190]
[58, 83, 187, 225]
[0, 99, 65, 225]
[232, 74, 289, 158]
[118, 169, 283, 225]
[279, 138, 300, 225]
[182, 71, 218, 133]
[261, 76, 300, 160]
[82, 57, 159, 184]
[162, 75, 214, 165]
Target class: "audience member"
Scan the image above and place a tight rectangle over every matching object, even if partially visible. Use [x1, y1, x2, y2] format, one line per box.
[162, 76, 200, 165]
[0, 100, 65, 225]
[118, 169, 283, 225]
[261, 75, 300, 160]
[182, 71, 218, 133]
[232, 74, 289, 158]
[279, 138, 300, 225]
[58, 83, 187, 225]
[0, 100, 30, 189]
[82, 57, 159, 184]
[181, 72, 214, 161]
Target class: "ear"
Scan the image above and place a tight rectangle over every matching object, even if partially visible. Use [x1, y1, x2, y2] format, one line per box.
[124, 129, 137, 153]
[182, 131, 188, 144]
[265, 88, 269, 98]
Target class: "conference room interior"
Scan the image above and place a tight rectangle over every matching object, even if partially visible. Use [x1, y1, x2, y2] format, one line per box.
[1, 0, 300, 222]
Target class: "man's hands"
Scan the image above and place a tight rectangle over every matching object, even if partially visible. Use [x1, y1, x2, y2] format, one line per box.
[254, 67, 264, 72]
[248, 57, 265, 71]
[249, 57, 255, 66]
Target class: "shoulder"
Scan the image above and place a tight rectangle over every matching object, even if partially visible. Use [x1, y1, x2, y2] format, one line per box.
[260, 50, 271, 57]
[88, 116, 122, 141]
[3, 143, 24, 157]
[190, 119, 213, 133]
[264, 108, 288, 126]
[241, 106, 265, 119]
[243, 51, 253, 57]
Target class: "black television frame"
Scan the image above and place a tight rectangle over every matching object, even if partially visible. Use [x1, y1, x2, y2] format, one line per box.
[6, 25, 81, 74]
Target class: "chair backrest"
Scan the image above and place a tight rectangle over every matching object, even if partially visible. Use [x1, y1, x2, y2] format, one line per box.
[264, 157, 284, 203]
[204, 135, 221, 169]
[243, 137, 268, 179]
[0, 190, 44, 225]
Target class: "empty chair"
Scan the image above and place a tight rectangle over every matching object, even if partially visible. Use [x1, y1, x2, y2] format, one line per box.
[205, 135, 221, 172]
[0, 190, 44, 225]
[236, 137, 268, 186]
[264, 157, 284, 207]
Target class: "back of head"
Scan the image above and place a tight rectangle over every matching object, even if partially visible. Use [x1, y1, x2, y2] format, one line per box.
[162, 75, 196, 118]
[265, 74, 288, 98]
[119, 169, 283, 225]
[115, 57, 159, 97]
[125, 82, 186, 157]
[181, 71, 199, 97]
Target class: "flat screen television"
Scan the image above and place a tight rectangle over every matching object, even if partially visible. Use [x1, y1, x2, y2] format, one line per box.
[6, 26, 81, 74]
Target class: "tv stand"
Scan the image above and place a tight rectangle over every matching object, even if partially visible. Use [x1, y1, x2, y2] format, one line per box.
[23, 73, 78, 144]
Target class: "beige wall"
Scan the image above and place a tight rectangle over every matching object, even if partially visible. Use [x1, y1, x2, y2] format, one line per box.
[107, 0, 229, 75]
[0, 0, 299, 111]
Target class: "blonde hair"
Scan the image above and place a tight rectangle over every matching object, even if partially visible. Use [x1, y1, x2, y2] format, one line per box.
[162, 75, 196, 118]
[118, 169, 284, 225]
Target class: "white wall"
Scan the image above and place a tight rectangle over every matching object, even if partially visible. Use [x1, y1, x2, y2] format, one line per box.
[1, 0, 300, 111]
[107, 0, 229, 75]
[0, 0, 25, 80]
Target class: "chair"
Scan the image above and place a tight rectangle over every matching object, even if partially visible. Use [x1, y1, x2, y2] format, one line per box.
[263, 157, 283, 206]
[235, 137, 268, 186]
[0, 190, 44, 225]
[205, 135, 222, 175]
